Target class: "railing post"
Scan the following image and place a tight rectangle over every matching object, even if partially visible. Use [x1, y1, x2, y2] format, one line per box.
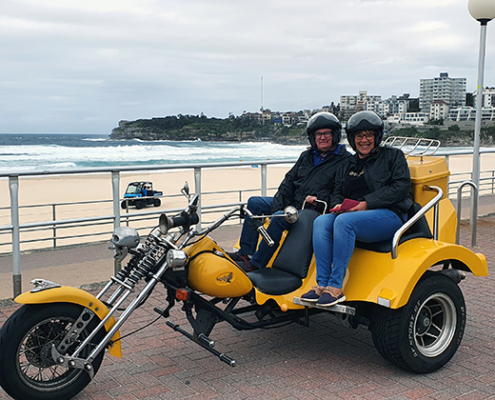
[194, 167, 202, 230]
[52, 204, 57, 248]
[261, 164, 267, 197]
[445, 155, 450, 196]
[455, 181, 478, 247]
[111, 171, 121, 274]
[9, 176, 21, 298]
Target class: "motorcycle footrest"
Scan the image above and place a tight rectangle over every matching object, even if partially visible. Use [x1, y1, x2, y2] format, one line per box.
[198, 333, 215, 348]
[165, 320, 236, 367]
[293, 297, 356, 316]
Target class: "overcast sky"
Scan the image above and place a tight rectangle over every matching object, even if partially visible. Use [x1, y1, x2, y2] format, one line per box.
[1, 0, 494, 134]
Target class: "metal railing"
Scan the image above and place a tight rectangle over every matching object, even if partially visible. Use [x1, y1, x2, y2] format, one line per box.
[2, 148, 495, 298]
[1, 160, 295, 297]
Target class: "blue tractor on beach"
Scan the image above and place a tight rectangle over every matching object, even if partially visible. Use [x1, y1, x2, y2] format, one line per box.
[121, 181, 163, 209]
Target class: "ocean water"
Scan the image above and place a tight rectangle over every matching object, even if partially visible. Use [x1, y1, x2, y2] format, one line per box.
[0, 133, 308, 174]
[0, 133, 486, 175]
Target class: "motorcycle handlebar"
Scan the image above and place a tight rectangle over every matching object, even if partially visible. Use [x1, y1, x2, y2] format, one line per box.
[171, 212, 199, 229]
[257, 225, 274, 247]
[243, 206, 274, 247]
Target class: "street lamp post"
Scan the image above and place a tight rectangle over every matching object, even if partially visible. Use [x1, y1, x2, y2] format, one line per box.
[468, 0, 495, 231]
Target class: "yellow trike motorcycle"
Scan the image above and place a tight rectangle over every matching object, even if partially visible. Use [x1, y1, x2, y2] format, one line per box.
[0, 139, 488, 400]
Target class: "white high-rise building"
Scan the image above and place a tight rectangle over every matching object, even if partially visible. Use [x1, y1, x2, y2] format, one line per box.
[473, 87, 495, 107]
[419, 72, 466, 111]
[340, 91, 381, 119]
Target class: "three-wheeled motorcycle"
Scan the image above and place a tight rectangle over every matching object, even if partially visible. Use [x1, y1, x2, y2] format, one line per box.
[0, 138, 488, 400]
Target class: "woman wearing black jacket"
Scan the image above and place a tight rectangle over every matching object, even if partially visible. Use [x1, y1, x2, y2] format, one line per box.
[302, 111, 413, 306]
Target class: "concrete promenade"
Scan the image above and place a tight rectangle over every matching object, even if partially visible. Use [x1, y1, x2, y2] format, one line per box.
[0, 217, 495, 399]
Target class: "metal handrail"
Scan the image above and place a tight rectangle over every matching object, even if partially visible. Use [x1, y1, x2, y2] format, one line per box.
[0, 159, 297, 178]
[1, 151, 492, 298]
[4, 160, 287, 297]
[456, 181, 478, 247]
[391, 185, 443, 259]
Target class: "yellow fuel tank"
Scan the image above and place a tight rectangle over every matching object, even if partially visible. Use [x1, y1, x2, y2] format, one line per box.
[186, 236, 253, 298]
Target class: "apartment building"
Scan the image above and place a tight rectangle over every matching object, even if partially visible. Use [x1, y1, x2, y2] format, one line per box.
[419, 72, 466, 111]
[430, 100, 450, 120]
[340, 91, 381, 119]
[473, 87, 495, 107]
[448, 106, 495, 122]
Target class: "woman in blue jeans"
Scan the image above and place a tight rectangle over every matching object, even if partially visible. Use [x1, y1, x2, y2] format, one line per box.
[302, 111, 414, 307]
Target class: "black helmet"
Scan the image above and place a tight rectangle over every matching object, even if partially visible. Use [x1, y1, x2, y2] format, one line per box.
[345, 111, 384, 151]
[306, 112, 342, 152]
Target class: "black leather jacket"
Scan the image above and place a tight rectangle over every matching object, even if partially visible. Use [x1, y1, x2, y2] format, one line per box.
[331, 146, 413, 216]
[270, 145, 352, 213]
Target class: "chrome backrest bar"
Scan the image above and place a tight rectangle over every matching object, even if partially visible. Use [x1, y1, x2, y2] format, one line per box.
[391, 185, 443, 259]
[383, 136, 441, 157]
[455, 180, 478, 247]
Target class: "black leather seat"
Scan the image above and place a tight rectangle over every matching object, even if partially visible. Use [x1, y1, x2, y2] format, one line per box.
[355, 202, 433, 253]
[247, 209, 319, 295]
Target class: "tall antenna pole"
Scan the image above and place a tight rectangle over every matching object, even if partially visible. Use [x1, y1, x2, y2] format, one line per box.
[261, 76, 264, 111]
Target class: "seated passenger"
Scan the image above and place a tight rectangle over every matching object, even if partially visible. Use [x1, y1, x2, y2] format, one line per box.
[302, 111, 413, 307]
[229, 112, 351, 272]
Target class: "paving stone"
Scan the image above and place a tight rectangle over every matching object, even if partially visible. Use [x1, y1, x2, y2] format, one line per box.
[2, 219, 495, 399]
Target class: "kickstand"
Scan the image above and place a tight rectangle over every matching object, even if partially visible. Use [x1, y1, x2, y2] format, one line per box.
[295, 306, 311, 327]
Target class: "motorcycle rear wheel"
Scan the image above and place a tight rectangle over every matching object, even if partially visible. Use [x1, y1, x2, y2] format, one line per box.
[0, 303, 106, 400]
[371, 274, 465, 373]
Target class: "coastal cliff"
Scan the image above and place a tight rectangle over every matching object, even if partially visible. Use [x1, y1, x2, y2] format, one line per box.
[110, 114, 495, 146]
[110, 115, 307, 144]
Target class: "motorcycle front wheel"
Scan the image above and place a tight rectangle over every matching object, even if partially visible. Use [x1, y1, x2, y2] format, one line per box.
[0, 303, 106, 400]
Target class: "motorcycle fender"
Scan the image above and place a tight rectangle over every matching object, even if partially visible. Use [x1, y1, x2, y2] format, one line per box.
[15, 286, 122, 357]
[344, 238, 488, 309]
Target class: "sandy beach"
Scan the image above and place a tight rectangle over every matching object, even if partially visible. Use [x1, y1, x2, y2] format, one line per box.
[0, 164, 291, 253]
[1, 152, 494, 255]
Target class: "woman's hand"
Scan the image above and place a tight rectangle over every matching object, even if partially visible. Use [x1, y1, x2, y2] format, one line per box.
[305, 195, 317, 206]
[349, 201, 368, 212]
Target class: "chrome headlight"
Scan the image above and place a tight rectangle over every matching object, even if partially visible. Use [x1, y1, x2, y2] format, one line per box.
[166, 249, 188, 268]
[111, 226, 140, 248]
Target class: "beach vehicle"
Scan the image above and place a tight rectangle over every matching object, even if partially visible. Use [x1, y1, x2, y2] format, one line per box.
[121, 181, 163, 209]
[0, 138, 488, 400]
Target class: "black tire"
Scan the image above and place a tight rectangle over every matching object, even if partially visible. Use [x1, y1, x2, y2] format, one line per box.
[370, 273, 465, 373]
[153, 198, 161, 207]
[121, 201, 128, 210]
[0, 303, 106, 400]
[135, 200, 144, 209]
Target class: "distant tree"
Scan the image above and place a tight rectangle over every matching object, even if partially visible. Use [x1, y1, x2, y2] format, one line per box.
[481, 125, 495, 141]
[408, 99, 420, 112]
[392, 126, 419, 137]
[426, 119, 444, 126]
[466, 93, 474, 107]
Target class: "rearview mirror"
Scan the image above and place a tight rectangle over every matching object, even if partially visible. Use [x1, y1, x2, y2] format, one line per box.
[283, 206, 298, 223]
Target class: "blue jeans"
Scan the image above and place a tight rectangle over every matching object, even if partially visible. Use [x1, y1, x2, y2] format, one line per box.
[313, 209, 404, 289]
[239, 196, 291, 269]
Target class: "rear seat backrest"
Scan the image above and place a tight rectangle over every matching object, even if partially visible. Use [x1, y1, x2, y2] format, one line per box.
[271, 209, 319, 278]
[355, 202, 433, 253]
